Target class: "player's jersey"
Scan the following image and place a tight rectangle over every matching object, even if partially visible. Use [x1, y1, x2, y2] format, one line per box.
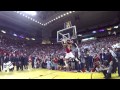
[66, 47, 72, 53]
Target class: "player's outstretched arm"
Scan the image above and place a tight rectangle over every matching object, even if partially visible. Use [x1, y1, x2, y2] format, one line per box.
[61, 39, 66, 48]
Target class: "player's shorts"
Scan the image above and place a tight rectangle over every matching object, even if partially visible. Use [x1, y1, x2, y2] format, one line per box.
[65, 52, 75, 59]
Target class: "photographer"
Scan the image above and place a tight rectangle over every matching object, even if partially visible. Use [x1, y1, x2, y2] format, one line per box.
[102, 61, 113, 79]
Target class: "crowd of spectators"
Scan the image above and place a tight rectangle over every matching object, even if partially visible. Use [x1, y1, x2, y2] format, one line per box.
[0, 34, 120, 79]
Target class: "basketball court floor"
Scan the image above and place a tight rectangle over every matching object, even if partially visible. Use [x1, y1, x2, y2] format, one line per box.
[0, 68, 119, 79]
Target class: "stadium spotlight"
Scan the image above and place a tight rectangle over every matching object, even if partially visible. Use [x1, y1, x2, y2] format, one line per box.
[69, 11, 72, 13]
[22, 14, 25, 16]
[107, 27, 112, 31]
[23, 11, 37, 16]
[61, 15, 63, 17]
[1, 30, 6, 34]
[78, 34, 82, 36]
[19, 12, 22, 15]
[30, 18, 33, 20]
[27, 16, 30, 19]
[92, 31, 97, 33]
[114, 26, 118, 29]
[25, 15, 28, 18]
[26, 37, 30, 40]
[32, 19, 35, 21]
[66, 12, 69, 15]
[16, 11, 19, 13]
[63, 14, 66, 16]
[58, 16, 60, 18]
[13, 34, 17, 36]
[99, 29, 105, 32]
[20, 35, 24, 38]
[31, 38, 35, 40]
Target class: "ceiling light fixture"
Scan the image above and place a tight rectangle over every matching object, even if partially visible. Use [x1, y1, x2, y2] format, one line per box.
[69, 11, 72, 13]
[16, 11, 19, 13]
[32, 19, 35, 21]
[78, 34, 82, 36]
[1, 30, 6, 34]
[25, 15, 28, 18]
[107, 27, 112, 31]
[61, 15, 63, 17]
[13, 34, 17, 36]
[27, 16, 30, 19]
[31, 38, 35, 40]
[26, 37, 30, 40]
[58, 16, 60, 18]
[92, 31, 97, 34]
[114, 26, 118, 29]
[66, 12, 69, 15]
[63, 14, 66, 16]
[19, 13, 22, 15]
[22, 11, 37, 16]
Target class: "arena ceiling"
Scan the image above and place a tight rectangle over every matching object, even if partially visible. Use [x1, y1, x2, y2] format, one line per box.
[0, 11, 120, 39]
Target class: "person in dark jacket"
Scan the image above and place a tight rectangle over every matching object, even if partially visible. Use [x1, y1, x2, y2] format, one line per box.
[116, 48, 120, 76]
[23, 54, 28, 69]
[58, 57, 65, 70]
[100, 50, 109, 65]
[41, 60, 46, 68]
[0, 54, 2, 71]
[31, 55, 35, 68]
[19, 54, 24, 71]
[89, 54, 93, 68]
[16, 55, 21, 71]
[85, 53, 90, 72]
[76, 57, 81, 72]
[0, 53, 4, 71]
[102, 61, 113, 79]
[4, 54, 10, 63]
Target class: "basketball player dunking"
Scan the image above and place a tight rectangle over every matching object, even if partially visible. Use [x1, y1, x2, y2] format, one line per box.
[61, 38, 75, 60]
[62, 39, 75, 67]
